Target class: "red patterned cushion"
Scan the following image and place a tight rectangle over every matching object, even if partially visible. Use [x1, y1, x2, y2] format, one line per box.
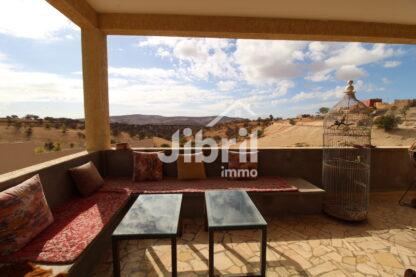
[69, 162, 104, 197]
[0, 175, 53, 256]
[228, 151, 258, 180]
[0, 192, 129, 263]
[133, 151, 163, 182]
[100, 177, 298, 194]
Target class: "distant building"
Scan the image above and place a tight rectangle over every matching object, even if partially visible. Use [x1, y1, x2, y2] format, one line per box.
[374, 102, 393, 110]
[362, 98, 382, 108]
[394, 99, 416, 108]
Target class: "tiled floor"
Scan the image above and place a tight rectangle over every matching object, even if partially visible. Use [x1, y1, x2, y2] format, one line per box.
[92, 192, 416, 276]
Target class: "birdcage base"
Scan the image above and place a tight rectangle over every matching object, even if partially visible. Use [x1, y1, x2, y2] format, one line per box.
[324, 204, 367, 221]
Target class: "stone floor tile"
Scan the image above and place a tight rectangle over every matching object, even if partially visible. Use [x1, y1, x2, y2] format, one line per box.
[92, 192, 416, 277]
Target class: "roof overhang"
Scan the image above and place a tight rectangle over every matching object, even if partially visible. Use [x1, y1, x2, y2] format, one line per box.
[46, 0, 416, 43]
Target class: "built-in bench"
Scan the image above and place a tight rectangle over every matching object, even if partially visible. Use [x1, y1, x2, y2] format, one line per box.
[0, 149, 325, 276]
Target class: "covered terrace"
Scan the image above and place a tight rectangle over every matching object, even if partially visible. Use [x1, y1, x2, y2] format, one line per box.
[0, 0, 415, 276]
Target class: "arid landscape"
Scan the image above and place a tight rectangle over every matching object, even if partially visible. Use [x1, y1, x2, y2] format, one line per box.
[0, 107, 415, 174]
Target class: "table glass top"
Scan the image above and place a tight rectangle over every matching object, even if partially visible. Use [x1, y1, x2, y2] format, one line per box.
[205, 190, 266, 228]
[113, 194, 182, 237]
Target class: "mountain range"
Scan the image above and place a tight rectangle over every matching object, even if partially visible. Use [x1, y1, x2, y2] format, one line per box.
[110, 114, 245, 126]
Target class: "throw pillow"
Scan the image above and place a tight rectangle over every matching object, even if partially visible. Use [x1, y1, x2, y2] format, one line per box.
[177, 152, 207, 180]
[68, 162, 104, 197]
[228, 150, 258, 179]
[0, 175, 54, 256]
[132, 151, 163, 181]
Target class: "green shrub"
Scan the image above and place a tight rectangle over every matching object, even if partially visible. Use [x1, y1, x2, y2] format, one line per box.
[53, 142, 61, 151]
[257, 128, 265, 138]
[374, 114, 402, 131]
[34, 146, 44, 154]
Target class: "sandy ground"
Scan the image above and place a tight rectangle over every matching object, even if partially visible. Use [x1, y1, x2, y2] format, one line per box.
[257, 120, 416, 147]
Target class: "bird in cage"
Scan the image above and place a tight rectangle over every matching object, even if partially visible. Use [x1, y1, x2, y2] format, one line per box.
[329, 115, 353, 129]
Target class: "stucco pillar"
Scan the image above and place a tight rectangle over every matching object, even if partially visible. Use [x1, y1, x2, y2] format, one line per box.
[81, 27, 111, 151]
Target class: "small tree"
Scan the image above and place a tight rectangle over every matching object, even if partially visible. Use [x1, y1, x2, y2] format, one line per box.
[319, 107, 330, 114]
[14, 122, 22, 131]
[44, 141, 54, 151]
[61, 124, 67, 134]
[374, 114, 402, 131]
[269, 114, 274, 121]
[25, 127, 33, 139]
[53, 142, 61, 151]
[77, 131, 85, 139]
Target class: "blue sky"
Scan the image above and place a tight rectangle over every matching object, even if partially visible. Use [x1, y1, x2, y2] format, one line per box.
[0, 1, 415, 119]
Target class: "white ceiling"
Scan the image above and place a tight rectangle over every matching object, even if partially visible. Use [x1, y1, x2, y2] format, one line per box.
[87, 0, 416, 25]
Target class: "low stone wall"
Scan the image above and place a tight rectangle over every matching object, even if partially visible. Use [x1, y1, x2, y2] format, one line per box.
[0, 151, 101, 208]
[104, 147, 415, 191]
[1, 147, 413, 208]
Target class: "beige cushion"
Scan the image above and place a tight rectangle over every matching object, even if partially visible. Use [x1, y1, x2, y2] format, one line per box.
[228, 150, 258, 180]
[69, 162, 104, 197]
[177, 153, 207, 180]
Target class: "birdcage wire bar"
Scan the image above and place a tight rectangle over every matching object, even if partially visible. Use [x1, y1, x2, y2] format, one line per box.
[322, 80, 372, 221]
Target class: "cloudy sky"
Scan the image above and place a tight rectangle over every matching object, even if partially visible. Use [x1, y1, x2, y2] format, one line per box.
[1, 1, 415, 119]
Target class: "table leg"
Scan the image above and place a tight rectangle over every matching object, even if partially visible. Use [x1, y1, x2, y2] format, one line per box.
[112, 238, 120, 277]
[171, 237, 177, 277]
[204, 203, 208, 231]
[178, 217, 183, 237]
[209, 230, 214, 277]
[261, 228, 267, 277]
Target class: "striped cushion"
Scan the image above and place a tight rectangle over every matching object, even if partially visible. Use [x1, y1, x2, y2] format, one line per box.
[0, 175, 53, 256]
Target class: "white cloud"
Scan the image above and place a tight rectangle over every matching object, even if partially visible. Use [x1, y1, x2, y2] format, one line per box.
[108, 67, 177, 84]
[138, 37, 181, 48]
[156, 47, 170, 58]
[138, 37, 237, 80]
[0, 0, 78, 40]
[0, 52, 7, 61]
[383, 60, 401, 68]
[273, 80, 294, 97]
[355, 80, 385, 93]
[305, 68, 332, 82]
[0, 60, 82, 103]
[307, 41, 330, 61]
[335, 65, 367, 80]
[306, 43, 398, 82]
[291, 86, 344, 103]
[217, 80, 236, 92]
[325, 43, 395, 68]
[234, 40, 306, 85]
[382, 77, 391, 84]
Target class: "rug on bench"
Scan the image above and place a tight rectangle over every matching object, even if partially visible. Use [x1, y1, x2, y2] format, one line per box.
[0, 192, 129, 264]
[100, 176, 298, 195]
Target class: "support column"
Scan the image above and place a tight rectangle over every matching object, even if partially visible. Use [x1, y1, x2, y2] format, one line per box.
[81, 27, 111, 151]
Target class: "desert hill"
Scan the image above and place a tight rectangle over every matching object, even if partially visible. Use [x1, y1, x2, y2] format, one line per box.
[110, 114, 244, 126]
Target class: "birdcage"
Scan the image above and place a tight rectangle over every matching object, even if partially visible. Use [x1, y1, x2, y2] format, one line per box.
[322, 80, 372, 221]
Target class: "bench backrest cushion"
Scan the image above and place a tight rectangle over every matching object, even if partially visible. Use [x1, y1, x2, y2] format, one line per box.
[177, 153, 207, 180]
[132, 152, 163, 181]
[69, 162, 104, 197]
[0, 175, 53, 255]
[228, 150, 258, 180]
